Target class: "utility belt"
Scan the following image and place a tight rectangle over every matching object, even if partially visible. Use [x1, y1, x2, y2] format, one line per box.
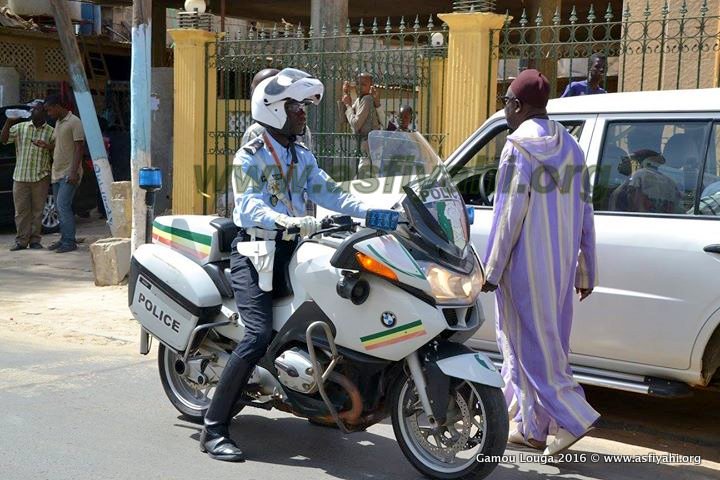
[238, 227, 285, 242]
[240, 227, 300, 243]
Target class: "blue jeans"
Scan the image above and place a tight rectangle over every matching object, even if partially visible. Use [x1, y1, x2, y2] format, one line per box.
[52, 178, 78, 246]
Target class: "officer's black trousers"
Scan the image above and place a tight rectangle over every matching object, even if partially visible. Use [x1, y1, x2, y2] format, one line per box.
[204, 234, 296, 430]
[229, 235, 296, 363]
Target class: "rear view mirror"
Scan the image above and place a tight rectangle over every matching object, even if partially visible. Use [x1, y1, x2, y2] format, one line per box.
[466, 206, 475, 225]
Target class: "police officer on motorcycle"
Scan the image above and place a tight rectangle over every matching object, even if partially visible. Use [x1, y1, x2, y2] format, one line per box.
[199, 68, 370, 462]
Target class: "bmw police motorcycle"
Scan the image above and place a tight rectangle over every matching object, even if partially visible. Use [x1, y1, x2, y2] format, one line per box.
[129, 130, 508, 479]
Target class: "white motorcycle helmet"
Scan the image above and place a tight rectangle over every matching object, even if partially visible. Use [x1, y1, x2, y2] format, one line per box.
[251, 68, 324, 135]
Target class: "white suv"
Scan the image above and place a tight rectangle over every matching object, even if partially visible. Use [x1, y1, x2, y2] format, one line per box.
[448, 88, 720, 397]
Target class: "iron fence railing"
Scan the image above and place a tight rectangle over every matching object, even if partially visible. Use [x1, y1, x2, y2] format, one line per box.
[200, 2, 719, 216]
[205, 16, 448, 215]
[490, 1, 720, 117]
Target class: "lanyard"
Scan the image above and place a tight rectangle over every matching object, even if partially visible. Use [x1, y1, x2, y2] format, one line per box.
[263, 132, 294, 202]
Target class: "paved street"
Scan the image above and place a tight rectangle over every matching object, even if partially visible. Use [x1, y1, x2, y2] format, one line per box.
[1, 220, 719, 480]
[2, 1, 720, 478]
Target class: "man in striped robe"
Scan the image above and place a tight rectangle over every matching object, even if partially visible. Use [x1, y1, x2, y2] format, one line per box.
[482, 69, 600, 456]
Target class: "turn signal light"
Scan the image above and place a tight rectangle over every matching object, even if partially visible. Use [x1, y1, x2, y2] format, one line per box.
[355, 252, 398, 282]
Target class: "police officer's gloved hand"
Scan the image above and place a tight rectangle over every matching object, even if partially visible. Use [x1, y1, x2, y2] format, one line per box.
[275, 214, 319, 238]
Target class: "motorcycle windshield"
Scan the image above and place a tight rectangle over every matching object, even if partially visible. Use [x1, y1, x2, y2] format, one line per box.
[368, 131, 469, 252]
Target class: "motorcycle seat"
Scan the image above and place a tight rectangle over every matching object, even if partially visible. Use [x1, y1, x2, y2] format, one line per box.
[203, 261, 234, 298]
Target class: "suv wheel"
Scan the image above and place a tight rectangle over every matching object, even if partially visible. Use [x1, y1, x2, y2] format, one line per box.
[42, 194, 60, 234]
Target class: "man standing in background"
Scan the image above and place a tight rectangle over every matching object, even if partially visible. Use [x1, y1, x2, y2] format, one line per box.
[1, 101, 53, 251]
[561, 53, 607, 97]
[36, 95, 85, 253]
[339, 72, 383, 177]
[396, 105, 415, 132]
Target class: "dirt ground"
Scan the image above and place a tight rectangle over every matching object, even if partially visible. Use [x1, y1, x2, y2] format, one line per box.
[0, 216, 137, 347]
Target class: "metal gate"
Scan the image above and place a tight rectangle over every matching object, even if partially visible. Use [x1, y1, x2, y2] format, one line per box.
[488, 1, 720, 118]
[204, 17, 448, 215]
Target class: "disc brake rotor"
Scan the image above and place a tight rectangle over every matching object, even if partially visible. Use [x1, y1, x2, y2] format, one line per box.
[406, 389, 473, 462]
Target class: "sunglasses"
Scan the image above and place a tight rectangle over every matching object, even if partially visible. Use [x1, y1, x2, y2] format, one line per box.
[286, 101, 311, 113]
[498, 95, 516, 106]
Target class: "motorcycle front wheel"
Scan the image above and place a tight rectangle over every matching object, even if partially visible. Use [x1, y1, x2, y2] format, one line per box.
[390, 374, 509, 479]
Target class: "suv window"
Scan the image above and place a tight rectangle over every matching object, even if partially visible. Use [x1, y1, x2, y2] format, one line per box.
[0, 113, 16, 160]
[593, 121, 711, 215]
[0, 110, 18, 197]
[698, 123, 720, 216]
[454, 121, 584, 206]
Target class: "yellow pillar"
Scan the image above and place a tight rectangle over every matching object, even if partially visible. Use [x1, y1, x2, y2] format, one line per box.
[168, 28, 216, 214]
[438, 12, 507, 155]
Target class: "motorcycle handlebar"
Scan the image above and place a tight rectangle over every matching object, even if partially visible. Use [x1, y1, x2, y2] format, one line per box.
[280, 216, 354, 237]
[282, 218, 323, 235]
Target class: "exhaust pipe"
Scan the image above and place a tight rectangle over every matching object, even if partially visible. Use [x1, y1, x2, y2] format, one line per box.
[309, 372, 387, 430]
[174, 358, 186, 375]
[312, 371, 363, 425]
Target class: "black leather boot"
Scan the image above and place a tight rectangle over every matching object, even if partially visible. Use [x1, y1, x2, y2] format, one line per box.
[200, 353, 252, 462]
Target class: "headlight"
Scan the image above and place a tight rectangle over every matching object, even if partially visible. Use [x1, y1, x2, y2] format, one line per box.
[420, 262, 485, 303]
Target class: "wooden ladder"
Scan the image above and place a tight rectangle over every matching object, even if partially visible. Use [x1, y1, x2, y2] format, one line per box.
[79, 35, 109, 113]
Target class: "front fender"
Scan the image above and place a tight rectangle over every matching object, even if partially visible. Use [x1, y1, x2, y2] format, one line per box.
[426, 341, 503, 388]
[420, 341, 503, 423]
[436, 352, 504, 389]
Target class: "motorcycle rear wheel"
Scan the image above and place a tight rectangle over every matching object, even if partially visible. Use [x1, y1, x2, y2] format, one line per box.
[390, 373, 509, 479]
[158, 343, 212, 423]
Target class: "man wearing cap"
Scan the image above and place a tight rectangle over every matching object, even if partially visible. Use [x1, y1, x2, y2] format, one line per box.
[609, 149, 681, 213]
[481, 69, 600, 456]
[1, 101, 53, 251]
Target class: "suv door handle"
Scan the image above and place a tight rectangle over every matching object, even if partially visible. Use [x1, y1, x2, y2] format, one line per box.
[704, 244, 720, 254]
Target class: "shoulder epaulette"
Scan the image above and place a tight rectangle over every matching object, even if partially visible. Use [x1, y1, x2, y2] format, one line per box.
[241, 136, 264, 155]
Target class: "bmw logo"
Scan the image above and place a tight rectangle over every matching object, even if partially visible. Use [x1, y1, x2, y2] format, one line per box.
[381, 312, 397, 328]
